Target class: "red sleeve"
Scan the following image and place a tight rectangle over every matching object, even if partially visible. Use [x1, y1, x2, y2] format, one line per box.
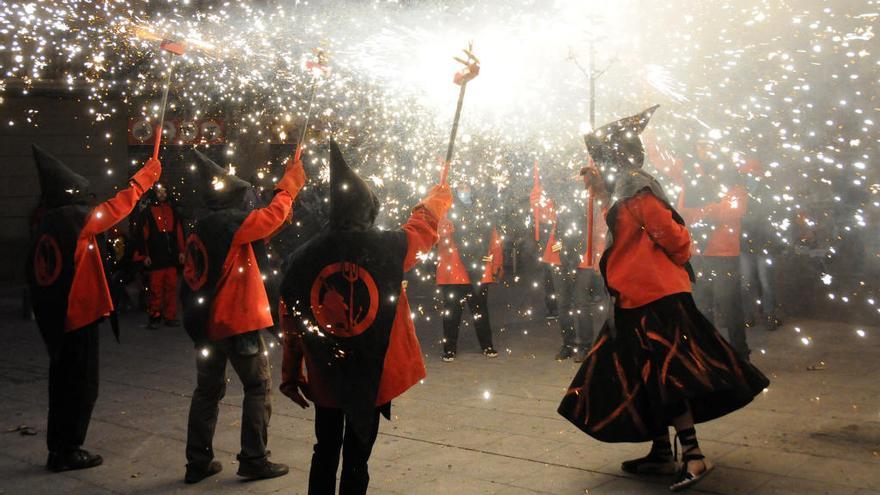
[231, 190, 295, 245]
[628, 192, 692, 265]
[81, 160, 160, 237]
[401, 206, 440, 272]
[82, 185, 156, 238]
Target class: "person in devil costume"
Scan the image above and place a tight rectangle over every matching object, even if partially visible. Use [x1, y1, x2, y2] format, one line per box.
[27, 145, 161, 472]
[435, 182, 502, 362]
[138, 183, 185, 329]
[279, 141, 452, 495]
[180, 149, 305, 484]
[557, 106, 770, 492]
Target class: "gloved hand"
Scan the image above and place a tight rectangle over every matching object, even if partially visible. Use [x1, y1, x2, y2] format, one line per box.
[276, 157, 307, 195]
[419, 183, 453, 219]
[280, 381, 310, 409]
[132, 158, 162, 191]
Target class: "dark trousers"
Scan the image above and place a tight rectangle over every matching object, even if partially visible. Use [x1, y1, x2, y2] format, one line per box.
[693, 256, 749, 356]
[551, 267, 606, 349]
[40, 323, 100, 453]
[186, 332, 271, 468]
[309, 406, 381, 495]
[441, 284, 494, 353]
[740, 252, 777, 323]
[543, 264, 558, 315]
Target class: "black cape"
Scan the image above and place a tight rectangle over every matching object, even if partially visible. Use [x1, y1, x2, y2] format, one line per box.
[27, 205, 90, 354]
[180, 209, 270, 346]
[280, 227, 408, 442]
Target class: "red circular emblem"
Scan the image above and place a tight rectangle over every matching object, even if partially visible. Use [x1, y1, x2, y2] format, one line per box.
[33, 234, 62, 287]
[309, 262, 379, 338]
[183, 234, 209, 290]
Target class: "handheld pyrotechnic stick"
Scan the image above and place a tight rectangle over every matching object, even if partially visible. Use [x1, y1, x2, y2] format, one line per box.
[442, 41, 480, 184]
[151, 38, 185, 160]
[295, 47, 330, 163]
[532, 160, 541, 241]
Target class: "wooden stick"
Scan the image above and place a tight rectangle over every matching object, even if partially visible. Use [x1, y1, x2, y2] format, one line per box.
[444, 82, 468, 171]
[152, 67, 173, 160]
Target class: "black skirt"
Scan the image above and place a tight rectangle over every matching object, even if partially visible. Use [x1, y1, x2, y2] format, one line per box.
[558, 292, 770, 443]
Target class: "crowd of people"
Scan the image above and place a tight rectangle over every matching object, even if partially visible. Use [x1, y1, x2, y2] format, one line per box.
[26, 105, 780, 493]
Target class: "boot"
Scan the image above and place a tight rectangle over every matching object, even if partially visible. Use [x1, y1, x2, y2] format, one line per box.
[237, 458, 289, 480]
[46, 449, 103, 473]
[185, 460, 223, 484]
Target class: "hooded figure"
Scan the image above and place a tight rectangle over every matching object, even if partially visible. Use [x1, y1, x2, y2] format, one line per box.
[280, 140, 451, 495]
[582, 105, 696, 293]
[180, 147, 304, 484]
[27, 145, 161, 472]
[558, 107, 769, 492]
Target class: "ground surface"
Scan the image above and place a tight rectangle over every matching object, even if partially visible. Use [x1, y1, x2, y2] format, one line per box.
[1, 283, 879, 495]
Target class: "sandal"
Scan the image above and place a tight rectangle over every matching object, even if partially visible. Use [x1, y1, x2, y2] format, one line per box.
[622, 438, 676, 475]
[669, 427, 714, 492]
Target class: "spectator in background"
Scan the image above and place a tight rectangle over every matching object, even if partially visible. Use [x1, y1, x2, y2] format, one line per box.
[738, 158, 781, 331]
[139, 184, 185, 329]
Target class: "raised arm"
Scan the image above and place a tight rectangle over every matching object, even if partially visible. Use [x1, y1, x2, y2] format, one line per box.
[81, 159, 161, 236]
[628, 191, 692, 266]
[231, 159, 306, 245]
[402, 184, 453, 272]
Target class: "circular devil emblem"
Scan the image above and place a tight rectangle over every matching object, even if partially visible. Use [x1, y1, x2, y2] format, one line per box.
[33, 234, 62, 287]
[310, 262, 379, 338]
[183, 234, 209, 291]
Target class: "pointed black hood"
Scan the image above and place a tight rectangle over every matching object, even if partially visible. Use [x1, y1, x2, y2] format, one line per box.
[584, 105, 659, 194]
[585, 105, 658, 170]
[328, 141, 380, 230]
[192, 148, 252, 210]
[32, 145, 91, 208]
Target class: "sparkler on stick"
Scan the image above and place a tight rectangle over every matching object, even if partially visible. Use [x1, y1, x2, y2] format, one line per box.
[132, 26, 187, 160]
[152, 39, 184, 160]
[132, 26, 218, 159]
[441, 42, 480, 184]
[580, 158, 602, 266]
[570, 43, 613, 268]
[532, 160, 541, 241]
[295, 47, 330, 163]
